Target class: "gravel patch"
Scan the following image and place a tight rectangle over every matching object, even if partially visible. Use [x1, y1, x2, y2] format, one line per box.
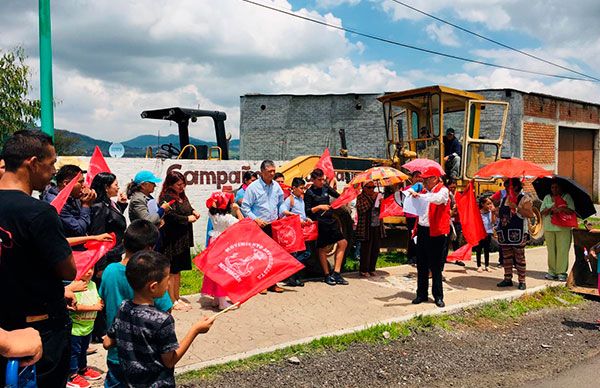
[179, 300, 600, 388]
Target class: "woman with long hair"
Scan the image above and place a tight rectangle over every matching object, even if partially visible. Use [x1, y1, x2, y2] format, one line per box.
[158, 171, 199, 310]
[88, 172, 128, 342]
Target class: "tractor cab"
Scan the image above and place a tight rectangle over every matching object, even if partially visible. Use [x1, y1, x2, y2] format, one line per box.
[378, 85, 508, 186]
[140, 107, 230, 160]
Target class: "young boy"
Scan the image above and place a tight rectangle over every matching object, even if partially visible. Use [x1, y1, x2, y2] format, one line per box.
[99, 219, 173, 387]
[104, 251, 214, 387]
[67, 267, 103, 388]
[279, 177, 312, 286]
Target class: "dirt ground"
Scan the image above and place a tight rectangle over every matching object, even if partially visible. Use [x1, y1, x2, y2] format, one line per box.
[180, 299, 600, 388]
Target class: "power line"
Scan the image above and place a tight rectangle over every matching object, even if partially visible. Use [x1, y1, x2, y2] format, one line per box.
[239, 0, 598, 83]
[388, 0, 600, 82]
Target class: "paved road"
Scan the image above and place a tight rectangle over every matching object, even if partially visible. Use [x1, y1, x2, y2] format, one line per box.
[525, 353, 600, 388]
[88, 246, 570, 376]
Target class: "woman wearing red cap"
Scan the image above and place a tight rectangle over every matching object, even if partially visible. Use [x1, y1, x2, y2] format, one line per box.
[159, 171, 200, 310]
[201, 191, 243, 310]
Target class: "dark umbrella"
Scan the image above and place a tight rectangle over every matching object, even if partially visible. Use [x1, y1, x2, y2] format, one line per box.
[532, 176, 596, 219]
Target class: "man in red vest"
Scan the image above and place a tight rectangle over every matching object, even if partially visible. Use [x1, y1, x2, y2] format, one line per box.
[407, 174, 451, 308]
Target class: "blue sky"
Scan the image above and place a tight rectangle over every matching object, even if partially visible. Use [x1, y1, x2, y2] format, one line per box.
[1, 0, 599, 141]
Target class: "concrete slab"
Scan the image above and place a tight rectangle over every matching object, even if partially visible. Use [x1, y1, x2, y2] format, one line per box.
[88, 245, 571, 376]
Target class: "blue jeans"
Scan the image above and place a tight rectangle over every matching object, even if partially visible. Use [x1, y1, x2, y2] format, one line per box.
[69, 334, 91, 374]
[104, 362, 126, 388]
[292, 248, 311, 262]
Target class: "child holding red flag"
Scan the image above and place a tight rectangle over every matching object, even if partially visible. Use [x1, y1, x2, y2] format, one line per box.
[201, 191, 244, 310]
[67, 267, 103, 388]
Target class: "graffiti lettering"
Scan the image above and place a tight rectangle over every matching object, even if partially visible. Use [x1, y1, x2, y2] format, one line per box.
[167, 164, 252, 189]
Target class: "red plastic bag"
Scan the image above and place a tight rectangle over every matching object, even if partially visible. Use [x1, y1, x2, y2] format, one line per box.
[271, 215, 306, 253]
[302, 222, 318, 241]
[551, 212, 578, 228]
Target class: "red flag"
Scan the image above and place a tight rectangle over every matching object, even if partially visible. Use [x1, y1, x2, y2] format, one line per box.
[85, 146, 111, 185]
[315, 148, 335, 181]
[447, 243, 472, 262]
[271, 215, 306, 253]
[279, 182, 292, 200]
[455, 180, 487, 246]
[192, 219, 304, 304]
[302, 222, 318, 241]
[331, 185, 359, 209]
[73, 233, 116, 279]
[379, 195, 404, 219]
[50, 172, 82, 213]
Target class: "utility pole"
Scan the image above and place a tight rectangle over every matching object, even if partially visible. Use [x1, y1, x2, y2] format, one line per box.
[39, 0, 55, 139]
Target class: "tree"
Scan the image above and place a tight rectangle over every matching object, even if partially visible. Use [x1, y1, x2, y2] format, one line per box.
[0, 47, 41, 147]
[54, 130, 83, 156]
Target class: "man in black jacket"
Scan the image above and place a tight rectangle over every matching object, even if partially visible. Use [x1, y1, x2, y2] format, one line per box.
[443, 128, 462, 179]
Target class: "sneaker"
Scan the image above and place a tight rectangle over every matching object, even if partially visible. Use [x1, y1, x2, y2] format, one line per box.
[67, 374, 91, 388]
[544, 273, 558, 280]
[324, 274, 336, 286]
[484, 267, 490, 272]
[557, 274, 567, 282]
[332, 272, 349, 285]
[518, 282, 526, 290]
[79, 367, 102, 381]
[477, 266, 483, 273]
[497, 279, 513, 287]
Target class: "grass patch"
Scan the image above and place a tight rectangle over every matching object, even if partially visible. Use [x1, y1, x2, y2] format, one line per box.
[180, 265, 203, 296]
[178, 286, 582, 383]
[343, 251, 408, 272]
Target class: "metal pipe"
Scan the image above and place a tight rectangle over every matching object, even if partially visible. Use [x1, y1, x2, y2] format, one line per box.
[39, 0, 55, 139]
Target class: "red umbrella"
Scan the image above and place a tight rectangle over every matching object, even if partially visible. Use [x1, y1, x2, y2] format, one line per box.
[474, 158, 552, 179]
[402, 159, 445, 177]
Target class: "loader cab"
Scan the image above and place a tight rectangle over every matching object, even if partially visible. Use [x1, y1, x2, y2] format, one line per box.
[378, 85, 508, 182]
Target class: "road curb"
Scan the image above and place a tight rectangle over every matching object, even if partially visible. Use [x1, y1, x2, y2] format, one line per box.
[176, 281, 554, 375]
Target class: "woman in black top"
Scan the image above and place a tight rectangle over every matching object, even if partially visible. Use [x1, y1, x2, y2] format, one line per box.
[89, 172, 128, 341]
[158, 171, 199, 310]
[304, 168, 348, 286]
[89, 172, 128, 272]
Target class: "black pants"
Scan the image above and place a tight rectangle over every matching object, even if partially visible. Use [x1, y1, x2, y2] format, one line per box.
[35, 319, 72, 388]
[416, 225, 446, 300]
[359, 227, 381, 273]
[474, 233, 492, 268]
[406, 217, 417, 264]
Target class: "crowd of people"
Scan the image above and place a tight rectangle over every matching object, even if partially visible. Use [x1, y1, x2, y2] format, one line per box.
[0, 129, 580, 387]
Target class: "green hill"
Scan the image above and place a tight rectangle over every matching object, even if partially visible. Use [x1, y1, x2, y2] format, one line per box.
[55, 129, 239, 159]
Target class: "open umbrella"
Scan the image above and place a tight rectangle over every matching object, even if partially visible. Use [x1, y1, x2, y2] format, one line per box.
[474, 158, 552, 179]
[350, 166, 409, 186]
[532, 176, 596, 219]
[402, 159, 444, 177]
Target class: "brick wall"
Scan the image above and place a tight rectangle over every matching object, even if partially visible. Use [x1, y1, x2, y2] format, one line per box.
[522, 122, 556, 169]
[240, 94, 387, 160]
[523, 95, 557, 120]
[558, 101, 600, 124]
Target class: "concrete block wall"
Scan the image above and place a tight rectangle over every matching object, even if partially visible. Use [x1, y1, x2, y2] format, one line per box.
[476, 90, 524, 158]
[240, 94, 387, 160]
[57, 156, 277, 249]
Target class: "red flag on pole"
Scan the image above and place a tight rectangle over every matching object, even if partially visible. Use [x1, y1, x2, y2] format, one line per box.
[331, 184, 359, 209]
[72, 233, 116, 279]
[50, 172, 82, 213]
[314, 148, 335, 181]
[85, 146, 111, 185]
[379, 195, 404, 219]
[446, 243, 472, 262]
[271, 215, 306, 253]
[192, 219, 304, 304]
[455, 180, 487, 246]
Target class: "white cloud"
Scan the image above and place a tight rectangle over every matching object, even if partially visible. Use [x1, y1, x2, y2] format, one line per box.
[425, 23, 460, 47]
[316, 0, 361, 8]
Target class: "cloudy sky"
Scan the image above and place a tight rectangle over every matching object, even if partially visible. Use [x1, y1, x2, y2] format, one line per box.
[2, 0, 599, 142]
